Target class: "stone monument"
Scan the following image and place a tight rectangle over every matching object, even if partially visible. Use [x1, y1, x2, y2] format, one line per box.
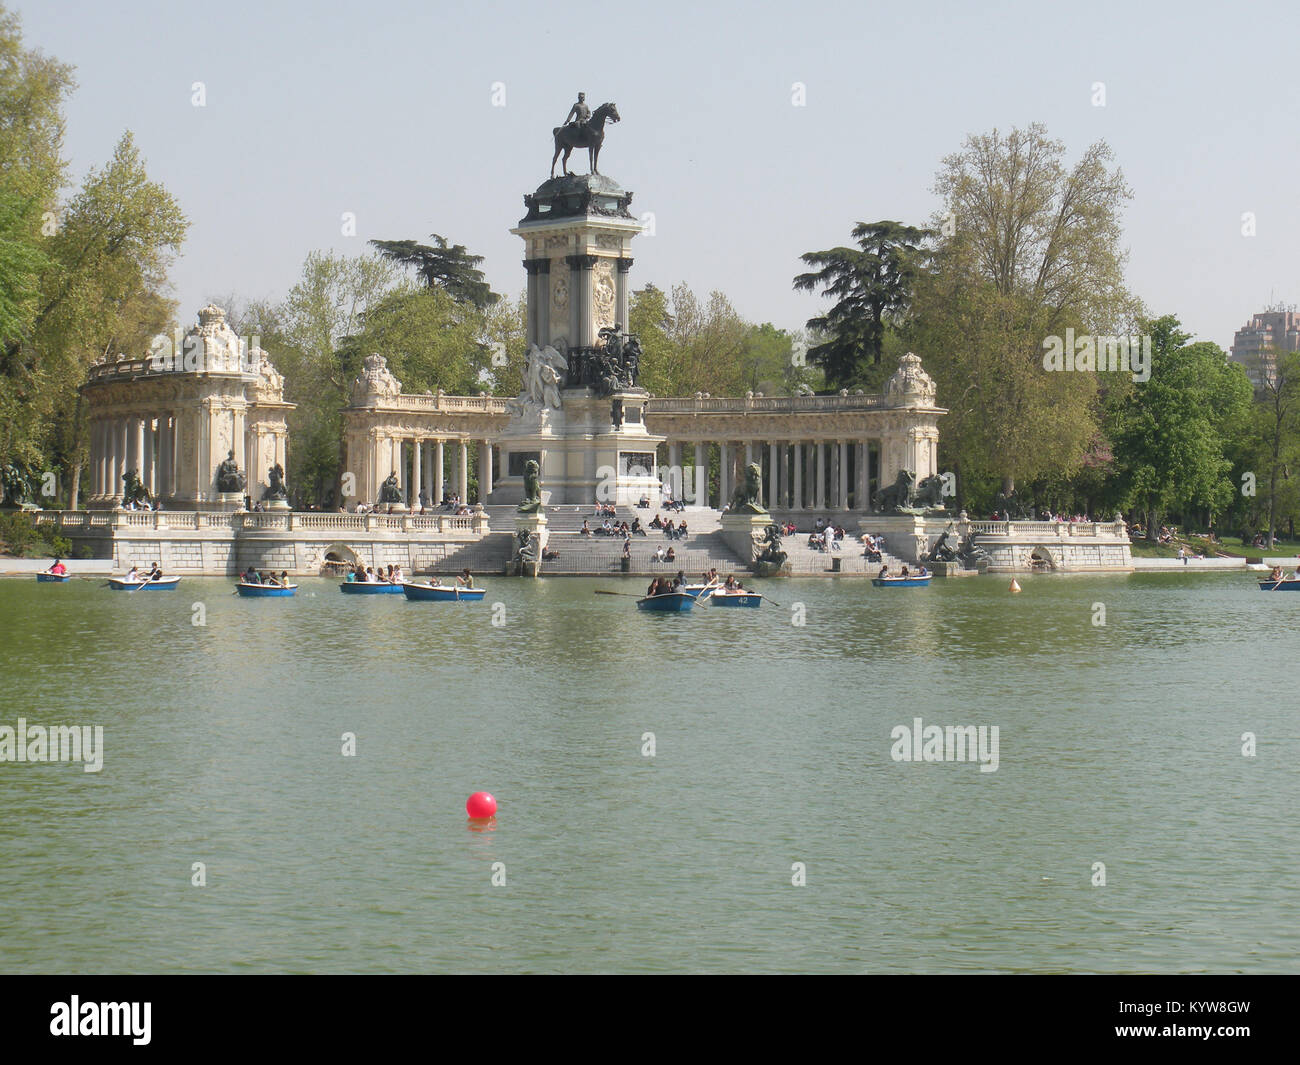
[491, 94, 664, 507]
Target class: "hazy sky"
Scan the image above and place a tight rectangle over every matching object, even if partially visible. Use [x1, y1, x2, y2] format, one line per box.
[17, 0, 1300, 351]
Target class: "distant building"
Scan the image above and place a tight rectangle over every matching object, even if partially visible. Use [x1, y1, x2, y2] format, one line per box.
[1230, 307, 1300, 387]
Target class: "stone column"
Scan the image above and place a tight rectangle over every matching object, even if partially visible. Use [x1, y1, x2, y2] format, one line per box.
[718, 442, 730, 507]
[693, 442, 705, 506]
[90, 421, 102, 498]
[412, 438, 423, 507]
[815, 442, 826, 510]
[434, 439, 445, 504]
[792, 443, 803, 511]
[482, 441, 493, 498]
[537, 259, 551, 345]
[458, 439, 469, 502]
[768, 442, 778, 510]
[523, 260, 541, 347]
[124, 417, 138, 480]
[857, 441, 869, 511]
[143, 420, 155, 496]
[839, 441, 849, 510]
[616, 257, 633, 330]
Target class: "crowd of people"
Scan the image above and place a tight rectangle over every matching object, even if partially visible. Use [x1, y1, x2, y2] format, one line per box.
[342, 563, 406, 583]
[648, 514, 688, 540]
[241, 566, 291, 586]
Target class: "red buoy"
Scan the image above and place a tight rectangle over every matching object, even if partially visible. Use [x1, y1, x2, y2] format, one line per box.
[466, 791, 497, 819]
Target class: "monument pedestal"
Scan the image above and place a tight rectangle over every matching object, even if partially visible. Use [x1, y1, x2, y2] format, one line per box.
[514, 512, 549, 577]
[719, 511, 772, 565]
[212, 492, 245, 513]
[492, 388, 663, 507]
[858, 513, 951, 564]
[265, 498, 291, 511]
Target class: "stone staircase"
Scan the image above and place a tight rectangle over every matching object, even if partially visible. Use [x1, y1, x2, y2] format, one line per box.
[423, 505, 904, 577]
[432, 504, 748, 577]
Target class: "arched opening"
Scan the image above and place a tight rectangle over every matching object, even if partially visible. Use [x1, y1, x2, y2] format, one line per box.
[320, 542, 361, 574]
[1027, 547, 1056, 572]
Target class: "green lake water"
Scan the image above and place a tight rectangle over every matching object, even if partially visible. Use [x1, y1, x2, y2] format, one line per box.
[0, 572, 1294, 973]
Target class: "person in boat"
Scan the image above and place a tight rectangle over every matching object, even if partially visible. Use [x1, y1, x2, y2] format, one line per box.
[243, 565, 260, 584]
[916, 565, 927, 578]
[673, 570, 686, 590]
[393, 564, 405, 583]
[262, 571, 280, 587]
[457, 569, 474, 588]
[125, 565, 141, 583]
[147, 562, 163, 582]
[646, 577, 662, 597]
[878, 565, 889, 580]
[1269, 566, 1283, 582]
[49, 559, 67, 575]
[724, 574, 738, 590]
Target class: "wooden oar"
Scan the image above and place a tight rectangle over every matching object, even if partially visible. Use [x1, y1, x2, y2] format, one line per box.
[595, 589, 641, 597]
[757, 590, 784, 608]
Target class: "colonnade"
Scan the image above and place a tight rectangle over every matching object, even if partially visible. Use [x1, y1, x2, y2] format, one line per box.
[661, 439, 882, 512]
[379, 434, 496, 507]
[88, 413, 181, 502]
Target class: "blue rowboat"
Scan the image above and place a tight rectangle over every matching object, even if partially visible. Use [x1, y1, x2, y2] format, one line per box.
[1257, 578, 1300, 591]
[636, 591, 695, 613]
[339, 580, 405, 594]
[872, 575, 931, 588]
[236, 581, 297, 597]
[703, 590, 762, 608]
[36, 571, 71, 583]
[401, 582, 486, 602]
[681, 583, 716, 598]
[108, 575, 182, 590]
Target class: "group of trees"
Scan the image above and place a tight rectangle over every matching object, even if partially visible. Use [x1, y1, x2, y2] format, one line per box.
[0, 6, 186, 508]
[0, 6, 1286, 537]
[795, 123, 1282, 541]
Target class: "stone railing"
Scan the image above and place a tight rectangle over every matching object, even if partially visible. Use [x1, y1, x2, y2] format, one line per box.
[965, 519, 1128, 539]
[26, 509, 491, 537]
[360, 393, 510, 414]
[647, 393, 892, 414]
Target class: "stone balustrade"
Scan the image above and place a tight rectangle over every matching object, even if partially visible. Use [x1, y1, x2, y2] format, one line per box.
[31, 509, 490, 536]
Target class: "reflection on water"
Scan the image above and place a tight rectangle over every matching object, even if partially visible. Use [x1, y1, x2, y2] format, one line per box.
[0, 572, 1294, 972]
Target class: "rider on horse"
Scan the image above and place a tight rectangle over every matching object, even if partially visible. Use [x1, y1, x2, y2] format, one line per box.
[563, 93, 590, 129]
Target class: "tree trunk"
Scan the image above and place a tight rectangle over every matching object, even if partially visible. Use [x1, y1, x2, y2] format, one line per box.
[69, 461, 82, 511]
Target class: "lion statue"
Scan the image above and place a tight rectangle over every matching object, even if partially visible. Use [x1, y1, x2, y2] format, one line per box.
[729, 461, 768, 514]
[517, 459, 543, 514]
[874, 470, 914, 513]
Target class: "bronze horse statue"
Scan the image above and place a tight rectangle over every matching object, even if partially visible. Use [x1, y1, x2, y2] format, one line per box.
[551, 102, 621, 179]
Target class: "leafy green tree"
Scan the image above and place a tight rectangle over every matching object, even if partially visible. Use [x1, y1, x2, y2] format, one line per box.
[631, 282, 749, 397]
[1244, 346, 1300, 545]
[1109, 316, 1252, 538]
[369, 234, 499, 310]
[29, 132, 185, 504]
[274, 251, 400, 501]
[794, 220, 931, 389]
[908, 123, 1139, 502]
